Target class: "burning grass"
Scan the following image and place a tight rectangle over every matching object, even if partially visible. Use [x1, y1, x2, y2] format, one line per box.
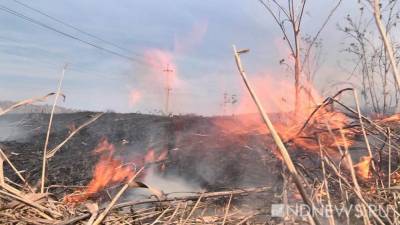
[1, 87, 400, 224]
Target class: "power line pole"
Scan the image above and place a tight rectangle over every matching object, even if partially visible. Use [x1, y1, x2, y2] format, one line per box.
[163, 65, 173, 115]
[223, 92, 228, 115]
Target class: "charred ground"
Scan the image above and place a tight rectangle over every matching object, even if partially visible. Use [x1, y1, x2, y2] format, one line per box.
[0, 112, 284, 196]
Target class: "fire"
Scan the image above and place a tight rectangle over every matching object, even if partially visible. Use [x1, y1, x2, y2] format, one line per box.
[378, 113, 400, 123]
[216, 75, 354, 153]
[64, 138, 135, 203]
[354, 156, 372, 180]
[64, 138, 168, 203]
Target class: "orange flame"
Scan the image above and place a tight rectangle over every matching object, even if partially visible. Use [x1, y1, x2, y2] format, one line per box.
[64, 138, 135, 203]
[64, 139, 169, 204]
[354, 156, 372, 180]
[379, 113, 400, 123]
[216, 75, 354, 153]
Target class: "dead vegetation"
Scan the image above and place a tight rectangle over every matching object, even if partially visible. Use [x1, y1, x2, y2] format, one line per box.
[3, 0, 400, 224]
[2, 71, 400, 224]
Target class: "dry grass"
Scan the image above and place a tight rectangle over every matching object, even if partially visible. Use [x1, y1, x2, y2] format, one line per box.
[1, 71, 400, 224]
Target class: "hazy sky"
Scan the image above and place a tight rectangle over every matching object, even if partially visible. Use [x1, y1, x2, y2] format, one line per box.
[0, 0, 364, 115]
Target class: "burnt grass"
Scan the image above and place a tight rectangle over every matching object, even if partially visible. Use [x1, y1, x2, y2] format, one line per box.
[0, 112, 290, 197]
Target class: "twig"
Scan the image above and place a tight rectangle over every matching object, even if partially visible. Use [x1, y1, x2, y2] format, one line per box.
[222, 193, 233, 225]
[57, 186, 271, 225]
[294, 87, 353, 138]
[166, 202, 181, 224]
[232, 45, 321, 225]
[301, 0, 343, 69]
[46, 113, 104, 158]
[40, 65, 67, 193]
[150, 206, 172, 225]
[182, 192, 204, 225]
[0, 189, 60, 219]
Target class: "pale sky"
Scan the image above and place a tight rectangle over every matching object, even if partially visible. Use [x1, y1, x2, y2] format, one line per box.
[0, 0, 369, 115]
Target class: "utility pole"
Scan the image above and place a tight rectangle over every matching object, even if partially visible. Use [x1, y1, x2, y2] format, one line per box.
[223, 92, 228, 115]
[163, 65, 173, 115]
[222, 92, 238, 116]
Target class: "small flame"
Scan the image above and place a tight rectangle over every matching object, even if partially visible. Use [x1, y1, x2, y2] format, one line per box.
[354, 156, 372, 180]
[379, 113, 400, 123]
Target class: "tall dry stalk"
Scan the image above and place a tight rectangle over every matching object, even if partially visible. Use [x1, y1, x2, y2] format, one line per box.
[233, 45, 321, 225]
[317, 138, 335, 225]
[40, 65, 67, 193]
[373, 0, 400, 90]
[353, 89, 375, 170]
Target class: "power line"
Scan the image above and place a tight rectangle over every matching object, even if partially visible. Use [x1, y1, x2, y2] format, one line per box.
[11, 0, 140, 56]
[0, 4, 147, 64]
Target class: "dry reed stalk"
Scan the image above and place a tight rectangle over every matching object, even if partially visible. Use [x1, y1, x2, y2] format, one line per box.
[318, 138, 336, 225]
[373, 0, 400, 89]
[339, 129, 371, 225]
[46, 113, 104, 158]
[353, 89, 375, 171]
[339, 129, 389, 225]
[150, 206, 172, 225]
[166, 202, 181, 224]
[232, 45, 321, 225]
[1, 181, 22, 197]
[0, 189, 58, 219]
[90, 166, 144, 225]
[40, 65, 67, 193]
[0, 93, 63, 117]
[388, 128, 392, 189]
[236, 214, 255, 225]
[58, 186, 271, 225]
[182, 192, 204, 225]
[329, 98, 397, 139]
[323, 154, 389, 225]
[0, 148, 32, 192]
[221, 193, 232, 225]
[178, 201, 188, 224]
[0, 152, 4, 185]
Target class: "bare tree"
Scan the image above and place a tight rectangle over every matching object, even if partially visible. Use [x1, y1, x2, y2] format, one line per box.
[339, 0, 400, 115]
[258, 0, 342, 117]
[259, 0, 305, 117]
